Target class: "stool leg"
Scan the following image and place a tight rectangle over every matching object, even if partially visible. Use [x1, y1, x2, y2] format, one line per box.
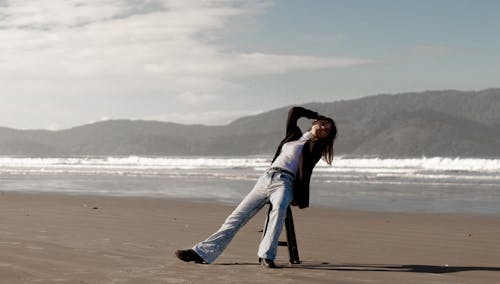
[285, 206, 300, 264]
[261, 203, 273, 236]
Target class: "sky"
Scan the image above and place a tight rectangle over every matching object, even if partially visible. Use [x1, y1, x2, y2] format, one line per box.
[1, 0, 499, 130]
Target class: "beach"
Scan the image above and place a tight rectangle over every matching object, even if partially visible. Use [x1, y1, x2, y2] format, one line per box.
[1, 192, 499, 283]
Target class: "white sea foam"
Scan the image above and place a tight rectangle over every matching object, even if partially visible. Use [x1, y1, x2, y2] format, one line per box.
[323, 157, 500, 172]
[0, 156, 270, 169]
[0, 156, 499, 183]
[1, 156, 500, 169]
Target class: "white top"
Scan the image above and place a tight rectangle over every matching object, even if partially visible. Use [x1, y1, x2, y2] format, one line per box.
[270, 131, 314, 175]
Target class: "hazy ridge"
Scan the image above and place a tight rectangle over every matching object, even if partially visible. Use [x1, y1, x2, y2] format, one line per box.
[1, 89, 499, 157]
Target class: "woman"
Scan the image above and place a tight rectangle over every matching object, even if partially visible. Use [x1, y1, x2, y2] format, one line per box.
[175, 106, 337, 268]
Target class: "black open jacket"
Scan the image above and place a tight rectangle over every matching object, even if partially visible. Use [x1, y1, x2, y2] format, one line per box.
[271, 106, 325, 209]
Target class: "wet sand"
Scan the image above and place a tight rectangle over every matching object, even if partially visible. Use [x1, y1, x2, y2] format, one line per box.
[1, 192, 499, 283]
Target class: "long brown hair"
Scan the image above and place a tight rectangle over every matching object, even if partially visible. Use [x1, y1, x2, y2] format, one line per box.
[315, 116, 337, 165]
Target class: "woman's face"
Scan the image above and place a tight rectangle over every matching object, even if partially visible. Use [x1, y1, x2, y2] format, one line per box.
[311, 120, 333, 140]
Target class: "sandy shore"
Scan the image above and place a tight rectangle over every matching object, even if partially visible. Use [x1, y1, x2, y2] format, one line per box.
[0, 192, 499, 283]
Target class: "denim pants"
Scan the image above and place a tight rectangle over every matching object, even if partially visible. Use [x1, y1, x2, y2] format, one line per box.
[192, 169, 294, 263]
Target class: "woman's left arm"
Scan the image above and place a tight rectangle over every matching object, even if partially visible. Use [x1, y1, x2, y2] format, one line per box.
[285, 106, 319, 134]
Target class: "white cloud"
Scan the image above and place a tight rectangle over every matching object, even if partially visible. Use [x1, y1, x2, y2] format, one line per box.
[176, 91, 221, 105]
[224, 53, 377, 75]
[0, 0, 376, 98]
[0, 0, 124, 29]
[143, 109, 258, 125]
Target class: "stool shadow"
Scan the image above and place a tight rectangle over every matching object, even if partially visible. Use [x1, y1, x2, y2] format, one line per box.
[286, 262, 500, 274]
[216, 262, 500, 274]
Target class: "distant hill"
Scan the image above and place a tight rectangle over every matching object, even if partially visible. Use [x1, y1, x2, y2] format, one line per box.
[1, 88, 499, 157]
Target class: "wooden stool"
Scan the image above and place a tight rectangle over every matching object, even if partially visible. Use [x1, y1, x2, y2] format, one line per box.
[261, 204, 300, 264]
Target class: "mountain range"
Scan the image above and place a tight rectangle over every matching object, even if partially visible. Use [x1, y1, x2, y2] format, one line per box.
[1, 88, 499, 157]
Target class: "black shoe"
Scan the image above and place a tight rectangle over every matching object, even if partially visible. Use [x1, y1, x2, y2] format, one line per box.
[259, 258, 277, 268]
[175, 249, 205, 264]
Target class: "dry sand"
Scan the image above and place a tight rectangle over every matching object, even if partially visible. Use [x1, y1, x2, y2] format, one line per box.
[0, 192, 499, 283]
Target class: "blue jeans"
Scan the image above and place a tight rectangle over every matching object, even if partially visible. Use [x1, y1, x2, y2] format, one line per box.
[192, 169, 294, 263]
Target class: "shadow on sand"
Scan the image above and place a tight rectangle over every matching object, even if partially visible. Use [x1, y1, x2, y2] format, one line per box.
[216, 262, 500, 274]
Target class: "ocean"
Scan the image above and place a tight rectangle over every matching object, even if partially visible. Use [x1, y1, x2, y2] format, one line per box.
[1, 156, 499, 214]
